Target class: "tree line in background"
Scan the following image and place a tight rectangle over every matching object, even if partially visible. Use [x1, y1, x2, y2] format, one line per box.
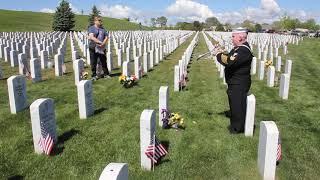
[52, 0, 319, 32]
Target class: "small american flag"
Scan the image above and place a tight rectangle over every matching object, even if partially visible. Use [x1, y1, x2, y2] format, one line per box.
[277, 136, 282, 163]
[145, 135, 168, 164]
[38, 134, 54, 155]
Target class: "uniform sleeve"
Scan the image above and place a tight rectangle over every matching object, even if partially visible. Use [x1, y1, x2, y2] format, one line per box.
[88, 26, 95, 34]
[223, 48, 252, 69]
[216, 52, 229, 66]
[104, 30, 108, 37]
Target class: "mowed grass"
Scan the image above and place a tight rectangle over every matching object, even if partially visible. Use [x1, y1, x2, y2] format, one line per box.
[0, 33, 319, 179]
[0, 9, 148, 32]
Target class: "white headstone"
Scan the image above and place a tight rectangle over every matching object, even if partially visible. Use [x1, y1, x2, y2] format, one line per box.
[258, 121, 279, 180]
[267, 66, 275, 87]
[30, 98, 57, 154]
[134, 56, 142, 79]
[77, 80, 94, 119]
[251, 57, 257, 75]
[279, 73, 290, 100]
[143, 52, 148, 73]
[7, 75, 28, 114]
[0, 44, 4, 59]
[117, 49, 122, 67]
[276, 56, 281, 72]
[0, 65, 3, 79]
[245, 94, 255, 137]
[54, 54, 63, 76]
[30, 58, 42, 82]
[174, 65, 180, 92]
[10, 50, 19, 67]
[159, 86, 169, 127]
[40, 50, 48, 69]
[30, 47, 38, 59]
[140, 109, 155, 170]
[107, 51, 113, 73]
[18, 53, 28, 75]
[219, 64, 225, 79]
[72, 50, 79, 61]
[126, 46, 130, 62]
[99, 163, 128, 180]
[284, 59, 292, 78]
[122, 61, 130, 76]
[149, 50, 154, 69]
[74, 59, 85, 85]
[258, 61, 265, 80]
[4, 47, 10, 62]
[86, 48, 91, 65]
[155, 48, 159, 65]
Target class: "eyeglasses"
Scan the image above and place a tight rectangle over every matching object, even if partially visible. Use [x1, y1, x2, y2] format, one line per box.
[96, 19, 102, 22]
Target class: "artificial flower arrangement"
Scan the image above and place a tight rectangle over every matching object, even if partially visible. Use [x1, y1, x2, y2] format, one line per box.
[81, 71, 89, 79]
[265, 59, 273, 68]
[119, 74, 138, 88]
[161, 109, 185, 129]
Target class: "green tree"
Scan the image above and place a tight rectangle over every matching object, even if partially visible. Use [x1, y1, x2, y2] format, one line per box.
[300, 19, 318, 30]
[216, 23, 225, 31]
[156, 16, 168, 28]
[241, 20, 255, 31]
[205, 16, 221, 28]
[88, 5, 101, 27]
[150, 18, 156, 27]
[255, 23, 262, 32]
[280, 16, 300, 30]
[224, 23, 232, 31]
[193, 21, 202, 31]
[52, 0, 75, 31]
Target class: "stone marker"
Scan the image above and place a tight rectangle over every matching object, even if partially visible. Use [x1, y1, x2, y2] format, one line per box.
[77, 80, 94, 119]
[7, 75, 28, 114]
[284, 59, 292, 78]
[107, 51, 113, 73]
[159, 86, 169, 127]
[258, 60, 265, 80]
[74, 59, 85, 85]
[276, 56, 281, 72]
[10, 50, 19, 67]
[149, 50, 154, 69]
[143, 52, 148, 73]
[30, 98, 57, 154]
[18, 53, 28, 75]
[245, 94, 256, 137]
[0, 65, 3, 79]
[134, 56, 141, 79]
[122, 61, 130, 76]
[54, 54, 63, 76]
[30, 58, 42, 82]
[267, 66, 275, 87]
[40, 50, 48, 69]
[4, 47, 10, 62]
[117, 49, 122, 67]
[140, 109, 155, 170]
[99, 163, 128, 180]
[279, 73, 290, 100]
[174, 65, 180, 92]
[251, 57, 257, 75]
[258, 121, 279, 180]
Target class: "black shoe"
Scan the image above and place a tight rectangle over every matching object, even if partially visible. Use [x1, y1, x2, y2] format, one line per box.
[228, 126, 244, 134]
[224, 110, 231, 118]
[91, 76, 99, 81]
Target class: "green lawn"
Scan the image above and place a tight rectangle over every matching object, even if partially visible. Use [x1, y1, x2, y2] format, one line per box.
[0, 33, 319, 179]
[0, 9, 148, 32]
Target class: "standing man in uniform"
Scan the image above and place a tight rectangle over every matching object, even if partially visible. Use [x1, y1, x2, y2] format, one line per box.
[216, 27, 253, 134]
[88, 16, 110, 80]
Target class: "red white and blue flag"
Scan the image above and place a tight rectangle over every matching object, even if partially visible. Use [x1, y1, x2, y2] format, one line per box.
[145, 135, 168, 164]
[38, 134, 54, 155]
[277, 136, 282, 162]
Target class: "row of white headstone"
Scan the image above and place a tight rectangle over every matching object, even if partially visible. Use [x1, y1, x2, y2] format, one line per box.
[174, 32, 199, 91]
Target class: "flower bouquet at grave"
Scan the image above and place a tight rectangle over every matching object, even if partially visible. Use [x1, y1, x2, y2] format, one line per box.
[265, 59, 273, 68]
[161, 109, 185, 129]
[119, 74, 137, 88]
[80, 70, 89, 80]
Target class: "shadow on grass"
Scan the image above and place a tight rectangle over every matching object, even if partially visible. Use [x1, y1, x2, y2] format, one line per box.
[53, 129, 80, 155]
[110, 72, 121, 77]
[7, 175, 24, 180]
[94, 107, 107, 115]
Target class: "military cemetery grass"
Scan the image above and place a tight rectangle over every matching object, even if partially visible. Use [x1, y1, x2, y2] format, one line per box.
[0, 9, 148, 32]
[1, 21, 320, 179]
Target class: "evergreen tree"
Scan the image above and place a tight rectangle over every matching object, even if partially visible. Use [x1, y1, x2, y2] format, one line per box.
[88, 5, 101, 27]
[52, 0, 75, 31]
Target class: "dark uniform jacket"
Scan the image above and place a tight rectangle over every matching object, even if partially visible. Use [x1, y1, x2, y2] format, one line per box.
[217, 42, 253, 85]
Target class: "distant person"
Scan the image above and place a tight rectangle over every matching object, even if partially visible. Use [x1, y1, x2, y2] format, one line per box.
[215, 27, 253, 134]
[88, 16, 110, 80]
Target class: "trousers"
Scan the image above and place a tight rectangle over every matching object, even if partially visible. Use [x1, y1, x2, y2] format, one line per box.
[227, 83, 250, 132]
[89, 49, 109, 77]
